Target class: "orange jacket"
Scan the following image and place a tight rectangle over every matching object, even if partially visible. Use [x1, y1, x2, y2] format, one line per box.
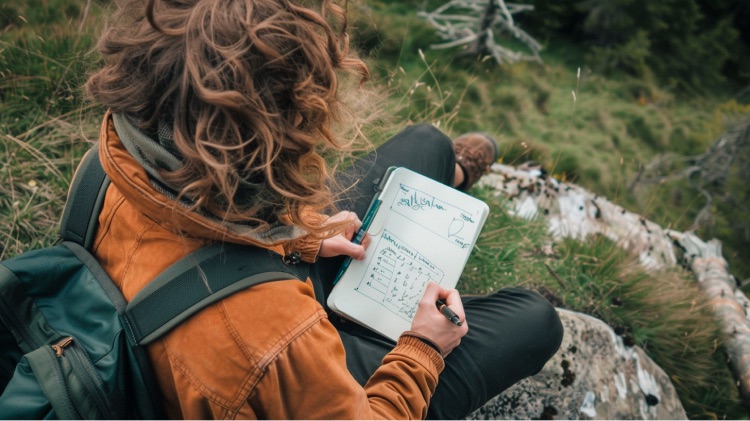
[90, 113, 444, 419]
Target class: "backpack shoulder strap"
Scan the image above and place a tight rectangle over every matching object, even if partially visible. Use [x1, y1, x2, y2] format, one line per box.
[60, 144, 320, 346]
[123, 242, 310, 345]
[59, 143, 110, 250]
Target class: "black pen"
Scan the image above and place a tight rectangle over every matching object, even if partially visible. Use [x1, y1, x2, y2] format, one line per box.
[436, 299, 462, 326]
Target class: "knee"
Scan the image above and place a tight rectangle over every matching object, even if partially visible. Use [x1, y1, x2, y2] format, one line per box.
[402, 123, 454, 155]
[519, 289, 564, 368]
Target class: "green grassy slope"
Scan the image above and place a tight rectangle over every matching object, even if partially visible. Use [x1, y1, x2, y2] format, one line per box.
[1, 0, 748, 418]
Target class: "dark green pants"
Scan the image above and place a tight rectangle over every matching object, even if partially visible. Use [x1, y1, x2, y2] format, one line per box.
[312, 124, 564, 419]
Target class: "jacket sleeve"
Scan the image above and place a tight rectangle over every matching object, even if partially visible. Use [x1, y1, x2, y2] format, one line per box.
[248, 312, 444, 419]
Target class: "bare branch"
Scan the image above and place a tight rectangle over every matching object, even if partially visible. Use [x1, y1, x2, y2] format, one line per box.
[630, 119, 750, 229]
[419, 0, 542, 65]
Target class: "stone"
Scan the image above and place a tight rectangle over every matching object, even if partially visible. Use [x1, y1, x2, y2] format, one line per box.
[468, 309, 687, 420]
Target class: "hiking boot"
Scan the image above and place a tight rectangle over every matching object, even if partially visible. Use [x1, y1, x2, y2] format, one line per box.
[453, 132, 499, 191]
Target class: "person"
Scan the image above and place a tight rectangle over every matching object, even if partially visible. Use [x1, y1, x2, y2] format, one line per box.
[84, 0, 563, 418]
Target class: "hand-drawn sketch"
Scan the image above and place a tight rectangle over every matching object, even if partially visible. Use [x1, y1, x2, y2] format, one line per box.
[355, 230, 445, 321]
[393, 183, 479, 248]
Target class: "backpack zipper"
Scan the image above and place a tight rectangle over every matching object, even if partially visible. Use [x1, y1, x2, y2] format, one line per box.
[38, 341, 82, 419]
[51, 336, 113, 419]
[51, 337, 74, 357]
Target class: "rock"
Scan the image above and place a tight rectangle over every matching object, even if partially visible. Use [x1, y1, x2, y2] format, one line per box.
[468, 309, 687, 420]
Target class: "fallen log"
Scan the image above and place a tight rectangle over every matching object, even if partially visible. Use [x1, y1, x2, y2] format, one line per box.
[671, 232, 750, 407]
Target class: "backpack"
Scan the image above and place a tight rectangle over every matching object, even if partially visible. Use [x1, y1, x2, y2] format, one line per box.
[0, 145, 311, 419]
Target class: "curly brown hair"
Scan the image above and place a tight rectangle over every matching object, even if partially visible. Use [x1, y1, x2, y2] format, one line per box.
[86, 0, 370, 237]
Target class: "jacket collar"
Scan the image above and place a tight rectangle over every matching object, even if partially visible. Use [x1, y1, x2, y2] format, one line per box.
[97, 111, 294, 252]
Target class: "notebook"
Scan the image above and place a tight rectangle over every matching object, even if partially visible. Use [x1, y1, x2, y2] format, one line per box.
[327, 167, 490, 341]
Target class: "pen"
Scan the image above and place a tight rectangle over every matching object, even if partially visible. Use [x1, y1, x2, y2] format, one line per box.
[332, 199, 382, 285]
[352, 199, 381, 245]
[436, 299, 463, 326]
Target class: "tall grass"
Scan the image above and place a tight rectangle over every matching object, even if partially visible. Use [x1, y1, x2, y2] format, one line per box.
[0, 0, 103, 259]
[551, 238, 742, 418]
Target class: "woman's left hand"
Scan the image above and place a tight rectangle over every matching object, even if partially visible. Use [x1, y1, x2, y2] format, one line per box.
[318, 211, 371, 260]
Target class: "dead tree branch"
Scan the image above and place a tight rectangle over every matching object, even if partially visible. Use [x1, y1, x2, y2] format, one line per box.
[630, 119, 750, 230]
[418, 0, 542, 65]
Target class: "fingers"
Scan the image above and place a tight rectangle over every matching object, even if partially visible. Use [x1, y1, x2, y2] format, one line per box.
[318, 211, 371, 259]
[326, 210, 359, 224]
[360, 232, 371, 249]
[329, 211, 361, 241]
[318, 232, 368, 259]
[338, 240, 366, 260]
[423, 282, 466, 328]
[421, 281, 442, 303]
[343, 220, 359, 241]
[324, 211, 361, 227]
[410, 282, 469, 357]
[441, 287, 466, 322]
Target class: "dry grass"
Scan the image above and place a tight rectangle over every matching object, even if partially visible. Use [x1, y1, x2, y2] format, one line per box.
[0, 113, 97, 259]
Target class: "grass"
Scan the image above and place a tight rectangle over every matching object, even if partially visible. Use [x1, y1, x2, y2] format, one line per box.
[1, 0, 748, 418]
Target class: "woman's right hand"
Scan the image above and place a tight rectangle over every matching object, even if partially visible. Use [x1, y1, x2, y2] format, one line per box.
[410, 282, 469, 357]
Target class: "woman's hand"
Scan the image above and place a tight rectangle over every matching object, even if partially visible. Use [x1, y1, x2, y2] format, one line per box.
[318, 211, 371, 260]
[410, 282, 469, 357]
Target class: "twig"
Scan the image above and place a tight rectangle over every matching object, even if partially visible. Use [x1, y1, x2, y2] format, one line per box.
[4, 134, 64, 179]
[419, 0, 542, 65]
[77, 0, 93, 34]
[545, 262, 567, 290]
